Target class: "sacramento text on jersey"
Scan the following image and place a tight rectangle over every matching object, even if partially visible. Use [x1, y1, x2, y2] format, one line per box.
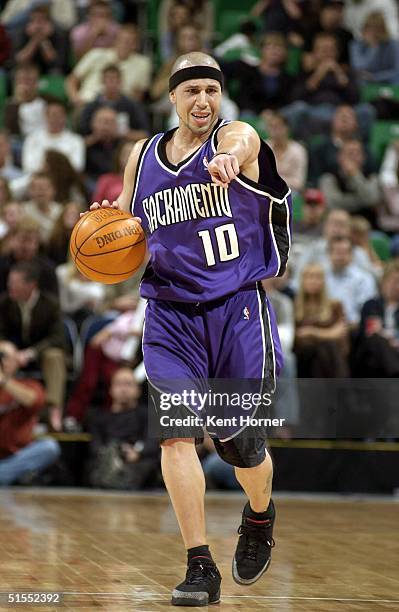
[142, 182, 232, 233]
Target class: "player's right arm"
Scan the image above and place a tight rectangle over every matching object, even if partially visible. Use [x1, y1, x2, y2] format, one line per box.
[84, 139, 147, 219]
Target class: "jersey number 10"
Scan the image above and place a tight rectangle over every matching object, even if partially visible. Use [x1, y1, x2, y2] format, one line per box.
[198, 223, 240, 267]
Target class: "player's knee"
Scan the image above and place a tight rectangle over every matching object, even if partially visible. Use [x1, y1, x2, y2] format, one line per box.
[160, 438, 196, 455]
[213, 437, 266, 468]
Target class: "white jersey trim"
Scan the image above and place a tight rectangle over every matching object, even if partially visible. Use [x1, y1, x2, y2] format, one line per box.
[235, 175, 291, 203]
[131, 134, 159, 215]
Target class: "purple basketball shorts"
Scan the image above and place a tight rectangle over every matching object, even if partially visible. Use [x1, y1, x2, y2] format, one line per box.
[143, 283, 283, 466]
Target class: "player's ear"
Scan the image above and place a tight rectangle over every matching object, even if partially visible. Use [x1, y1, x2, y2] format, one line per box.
[169, 90, 176, 105]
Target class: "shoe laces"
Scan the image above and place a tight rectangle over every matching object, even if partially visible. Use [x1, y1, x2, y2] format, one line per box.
[186, 559, 218, 585]
[238, 523, 275, 561]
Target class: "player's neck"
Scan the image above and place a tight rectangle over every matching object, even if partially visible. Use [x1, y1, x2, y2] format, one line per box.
[175, 120, 217, 149]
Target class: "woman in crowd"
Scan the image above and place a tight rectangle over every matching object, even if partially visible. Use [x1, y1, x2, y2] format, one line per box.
[294, 263, 349, 377]
[350, 12, 399, 85]
[264, 110, 308, 196]
[0, 201, 23, 254]
[43, 149, 89, 204]
[46, 201, 82, 265]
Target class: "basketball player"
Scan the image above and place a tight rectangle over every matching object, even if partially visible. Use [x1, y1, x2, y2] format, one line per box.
[89, 52, 292, 606]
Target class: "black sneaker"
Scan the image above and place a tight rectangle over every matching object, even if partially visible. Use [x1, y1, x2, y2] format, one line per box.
[172, 557, 221, 607]
[232, 500, 275, 585]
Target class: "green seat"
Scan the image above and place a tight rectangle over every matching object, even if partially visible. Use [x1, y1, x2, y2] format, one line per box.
[369, 121, 399, 164]
[371, 233, 391, 262]
[285, 46, 302, 76]
[360, 83, 399, 103]
[38, 74, 67, 102]
[292, 193, 304, 222]
[218, 11, 249, 40]
[214, 0, 258, 39]
[242, 116, 268, 140]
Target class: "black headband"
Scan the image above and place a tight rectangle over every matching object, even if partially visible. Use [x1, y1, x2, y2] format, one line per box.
[169, 66, 224, 92]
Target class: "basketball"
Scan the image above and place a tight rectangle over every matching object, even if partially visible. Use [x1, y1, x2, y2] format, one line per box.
[69, 208, 146, 284]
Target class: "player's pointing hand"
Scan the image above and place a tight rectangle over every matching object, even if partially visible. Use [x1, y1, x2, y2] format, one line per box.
[207, 152, 240, 189]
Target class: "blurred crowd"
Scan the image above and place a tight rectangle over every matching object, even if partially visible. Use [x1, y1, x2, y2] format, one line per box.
[0, 0, 399, 490]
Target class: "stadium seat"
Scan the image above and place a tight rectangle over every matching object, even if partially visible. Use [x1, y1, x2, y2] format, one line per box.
[369, 121, 399, 164]
[292, 193, 304, 222]
[218, 11, 249, 40]
[241, 116, 268, 140]
[285, 46, 302, 76]
[79, 314, 117, 350]
[371, 232, 391, 262]
[38, 74, 67, 102]
[63, 316, 81, 374]
[360, 83, 399, 103]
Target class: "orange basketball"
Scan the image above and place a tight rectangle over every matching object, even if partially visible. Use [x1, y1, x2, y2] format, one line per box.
[69, 208, 146, 284]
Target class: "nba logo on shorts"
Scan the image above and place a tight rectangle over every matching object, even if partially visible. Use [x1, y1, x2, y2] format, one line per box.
[243, 306, 250, 320]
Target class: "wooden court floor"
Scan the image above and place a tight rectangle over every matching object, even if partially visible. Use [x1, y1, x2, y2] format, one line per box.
[0, 490, 398, 611]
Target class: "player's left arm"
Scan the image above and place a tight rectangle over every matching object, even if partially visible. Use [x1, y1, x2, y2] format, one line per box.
[207, 121, 260, 188]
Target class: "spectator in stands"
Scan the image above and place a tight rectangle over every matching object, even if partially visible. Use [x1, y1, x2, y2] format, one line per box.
[78, 64, 150, 140]
[214, 19, 260, 64]
[66, 24, 151, 105]
[4, 64, 48, 139]
[293, 188, 326, 245]
[92, 141, 133, 205]
[70, 0, 119, 60]
[0, 340, 60, 486]
[12, 4, 69, 73]
[42, 149, 89, 205]
[264, 110, 308, 196]
[56, 259, 107, 328]
[0, 217, 58, 296]
[262, 276, 299, 434]
[294, 263, 349, 377]
[350, 215, 384, 277]
[350, 12, 399, 85]
[84, 107, 121, 189]
[283, 33, 372, 139]
[308, 104, 367, 183]
[344, 0, 399, 41]
[157, 0, 191, 60]
[0, 177, 11, 209]
[23, 173, 62, 243]
[324, 236, 377, 325]
[66, 299, 146, 424]
[46, 201, 82, 266]
[0, 262, 66, 430]
[379, 139, 399, 229]
[319, 139, 381, 219]
[0, 201, 23, 255]
[0, 131, 23, 183]
[221, 32, 296, 114]
[151, 25, 204, 105]
[22, 100, 85, 174]
[87, 366, 159, 489]
[251, 0, 302, 37]
[292, 209, 380, 288]
[158, 0, 214, 60]
[353, 260, 399, 376]
[303, 0, 352, 68]
[1, 0, 77, 32]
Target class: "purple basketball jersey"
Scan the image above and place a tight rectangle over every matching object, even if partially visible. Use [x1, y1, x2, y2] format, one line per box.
[131, 119, 292, 302]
